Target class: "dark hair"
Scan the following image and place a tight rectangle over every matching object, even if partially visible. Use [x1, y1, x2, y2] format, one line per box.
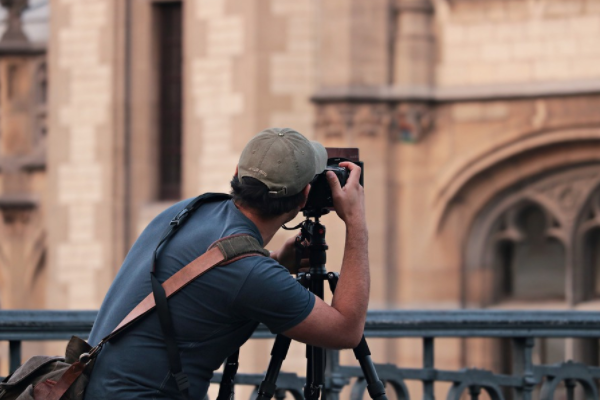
[230, 175, 306, 218]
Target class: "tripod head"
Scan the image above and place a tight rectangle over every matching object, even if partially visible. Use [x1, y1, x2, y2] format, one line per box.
[282, 211, 329, 276]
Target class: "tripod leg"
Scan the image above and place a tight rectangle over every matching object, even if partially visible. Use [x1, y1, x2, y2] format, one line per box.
[217, 350, 239, 400]
[354, 337, 387, 400]
[304, 344, 324, 400]
[327, 273, 388, 400]
[256, 334, 292, 400]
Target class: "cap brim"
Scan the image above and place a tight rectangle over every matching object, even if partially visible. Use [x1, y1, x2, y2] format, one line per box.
[310, 141, 328, 175]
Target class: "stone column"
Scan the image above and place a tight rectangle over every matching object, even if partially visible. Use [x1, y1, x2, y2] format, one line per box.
[47, 0, 118, 310]
[393, 0, 435, 90]
[313, 0, 399, 365]
[0, 0, 47, 310]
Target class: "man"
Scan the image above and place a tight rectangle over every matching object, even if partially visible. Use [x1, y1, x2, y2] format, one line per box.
[84, 128, 369, 400]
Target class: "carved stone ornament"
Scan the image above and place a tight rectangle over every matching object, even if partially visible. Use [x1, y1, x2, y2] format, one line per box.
[532, 169, 600, 218]
[393, 103, 434, 143]
[315, 103, 354, 138]
[0, 0, 28, 43]
[352, 104, 392, 138]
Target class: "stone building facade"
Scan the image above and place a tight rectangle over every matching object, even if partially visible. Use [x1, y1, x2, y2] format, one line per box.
[0, 0, 600, 397]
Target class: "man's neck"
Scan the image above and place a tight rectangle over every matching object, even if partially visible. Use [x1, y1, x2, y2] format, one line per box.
[233, 201, 288, 247]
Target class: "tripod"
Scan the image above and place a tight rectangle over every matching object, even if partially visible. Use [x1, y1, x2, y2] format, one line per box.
[250, 211, 388, 400]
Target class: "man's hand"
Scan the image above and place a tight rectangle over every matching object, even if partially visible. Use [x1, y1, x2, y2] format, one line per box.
[326, 162, 366, 228]
[270, 234, 309, 274]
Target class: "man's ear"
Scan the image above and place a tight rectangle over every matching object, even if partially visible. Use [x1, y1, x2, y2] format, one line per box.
[234, 165, 239, 177]
[299, 184, 311, 209]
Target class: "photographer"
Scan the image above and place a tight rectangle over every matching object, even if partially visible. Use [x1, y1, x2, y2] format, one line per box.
[84, 128, 369, 400]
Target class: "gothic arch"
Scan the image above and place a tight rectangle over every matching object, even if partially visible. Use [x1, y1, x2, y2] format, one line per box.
[464, 164, 600, 306]
[434, 127, 600, 231]
[572, 182, 600, 303]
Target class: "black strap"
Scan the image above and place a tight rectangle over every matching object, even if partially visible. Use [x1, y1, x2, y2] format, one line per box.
[150, 193, 231, 399]
[152, 193, 232, 272]
[216, 351, 240, 400]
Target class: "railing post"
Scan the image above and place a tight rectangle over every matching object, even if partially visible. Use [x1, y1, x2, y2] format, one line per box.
[325, 349, 343, 400]
[469, 385, 481, 400]
[423, 337, 435, 400]
[9, 340, 22, 373]
[565, 379, 575, 400]
[512, 337, 535, 400]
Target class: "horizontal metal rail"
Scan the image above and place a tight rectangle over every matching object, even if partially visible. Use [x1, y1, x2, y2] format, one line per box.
[0, 310, 599, 400]
[1, 310, 599, 340]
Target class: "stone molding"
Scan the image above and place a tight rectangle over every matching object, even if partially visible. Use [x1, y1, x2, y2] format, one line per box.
[315, 102, 434, 143]
[395, 0, 434, 14]
[312, 80, 600, 103]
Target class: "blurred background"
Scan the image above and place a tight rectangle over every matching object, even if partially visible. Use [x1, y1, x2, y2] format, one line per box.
[0, 0, 599, 398]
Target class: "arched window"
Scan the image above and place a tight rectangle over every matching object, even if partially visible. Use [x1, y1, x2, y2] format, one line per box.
[577, 188, 600, 300]
[487, 202, 565, 302]
[465, 165, 600, 372]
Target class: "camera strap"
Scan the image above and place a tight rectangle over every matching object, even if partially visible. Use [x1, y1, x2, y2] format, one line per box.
[95, 193, 269, 399]
[150, 193, 231, 399]
[150, 193, 270, 399]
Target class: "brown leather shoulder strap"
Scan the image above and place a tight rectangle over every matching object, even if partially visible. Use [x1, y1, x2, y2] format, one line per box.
[101, 234, 267, 343]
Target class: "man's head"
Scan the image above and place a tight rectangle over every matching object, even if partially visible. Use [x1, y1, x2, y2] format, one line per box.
[231, 128, 327, 218]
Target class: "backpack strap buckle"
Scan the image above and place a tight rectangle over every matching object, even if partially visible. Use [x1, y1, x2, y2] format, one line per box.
[170, 209, 189, 227]
[172, 371, 190, 391]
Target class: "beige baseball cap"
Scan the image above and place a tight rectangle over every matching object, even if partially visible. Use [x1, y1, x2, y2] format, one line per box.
[238, 128, 328, 198]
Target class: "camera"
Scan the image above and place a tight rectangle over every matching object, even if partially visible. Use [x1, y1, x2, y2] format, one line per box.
[303, 148, 364, 215]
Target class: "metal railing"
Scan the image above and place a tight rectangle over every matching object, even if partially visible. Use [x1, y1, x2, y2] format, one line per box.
[1, 310, 599, 400]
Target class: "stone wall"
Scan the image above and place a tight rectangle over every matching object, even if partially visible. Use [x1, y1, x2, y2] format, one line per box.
[47, 0, 117, 309]
[437, 0, 600, 86]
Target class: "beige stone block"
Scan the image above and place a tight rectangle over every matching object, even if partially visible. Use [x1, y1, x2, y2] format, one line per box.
[481, 43, 511, 62]
[569, 16, 600, 35]
[207, 17, 243, 57]
[541, 19, 568, 39]
[587, 0, 600, 12]
[464, 24, 494, 44]
[467, 63, 496, 84]
[57, 243, 103, 273]
[506, 0, 529, 21]
[569, 57, 600, 78]
[578, 39, 600, 56]
[533, 59, 572, 80]
[486, 4, 507, 22]
[512, 41, 548, 60]
[494, 62, 531, 82]
[436, 65, 470, 86]
[443, 44, 481, 63]
[493, 22, 525, 40]
[271, 0, 312, 14]
[483, 102, 509, 120]
[551, 39, 579, 57]
[546, 0, 584, 16]
[196, 0, 225, 19]
[452, 103, 483, 122]
[443, 24, 465, 44]
[68, 205, 95, 242]
[58, 165, 103, 203]
[525, 21, 547, 40]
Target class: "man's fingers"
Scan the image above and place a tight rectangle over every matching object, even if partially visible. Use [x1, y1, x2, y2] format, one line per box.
[326, 171, 343, 196]
[299, 259, 310, 268]
[339, 161, 362, 186]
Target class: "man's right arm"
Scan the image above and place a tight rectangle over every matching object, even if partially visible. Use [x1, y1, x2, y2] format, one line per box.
[283, 162, 369, 349]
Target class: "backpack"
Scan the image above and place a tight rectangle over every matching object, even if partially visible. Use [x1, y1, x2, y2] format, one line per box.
[0, 193, 268, 400]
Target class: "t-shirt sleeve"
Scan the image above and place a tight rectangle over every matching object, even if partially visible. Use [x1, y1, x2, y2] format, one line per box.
[231, 258, 315, 334]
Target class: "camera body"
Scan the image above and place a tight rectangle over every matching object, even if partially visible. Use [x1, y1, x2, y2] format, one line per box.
[303, 148, 364, 214]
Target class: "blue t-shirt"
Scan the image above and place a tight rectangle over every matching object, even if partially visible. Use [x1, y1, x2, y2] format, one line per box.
[84, 198, 315, 400]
